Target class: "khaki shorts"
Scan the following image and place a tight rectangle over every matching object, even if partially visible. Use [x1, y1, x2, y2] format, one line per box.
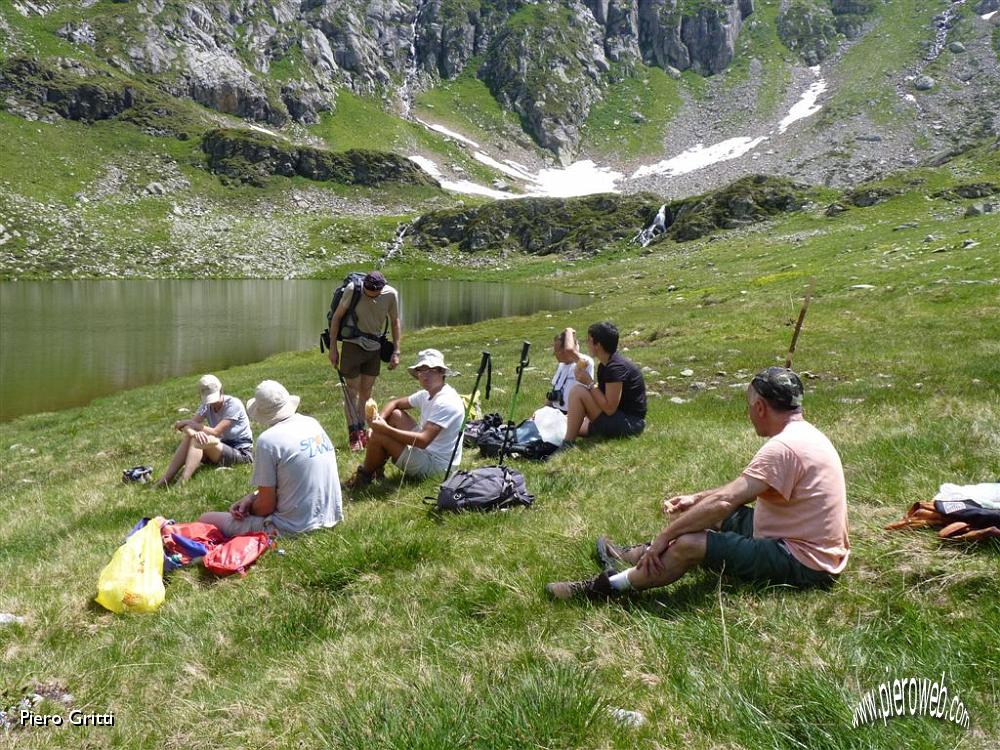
[393, 446, 447, 478]
[339, 341, 382, 378]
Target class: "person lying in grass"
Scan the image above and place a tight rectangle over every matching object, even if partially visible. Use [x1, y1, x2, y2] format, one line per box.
[344, 349, 465, 489]
[154, 374, 253, 487]
[561, 321, 646, 446]
[547, 367, 849, 600]
[199, 380, 342, 537]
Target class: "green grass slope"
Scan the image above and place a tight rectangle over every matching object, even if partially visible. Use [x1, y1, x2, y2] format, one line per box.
[2, 149, 998, 748]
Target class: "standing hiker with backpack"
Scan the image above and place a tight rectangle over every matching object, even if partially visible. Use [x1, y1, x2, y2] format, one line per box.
[327, 271, 402, 452]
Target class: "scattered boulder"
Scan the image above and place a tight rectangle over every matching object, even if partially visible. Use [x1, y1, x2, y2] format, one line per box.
[933, 183, 998, 200]
[847, 186, 900, 207]
[913, 75, 935, 91]
[280, 80, 332, 126]
[948, 41, 966, 53]
[825, 202, 848, 216]
[964, 202, 995, 216]
[56, 22, 95, 47]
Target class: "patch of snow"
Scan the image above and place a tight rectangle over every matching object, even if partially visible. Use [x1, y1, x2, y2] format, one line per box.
[473, 152, 536, 182]
[246, 122, 287, 140]
[415, 118, 481, 148]
[983, 10, 997, 19]
[631, 136, 768, 179]
[531, 160, 623, 197]
[777, 75, 827, 133]
[407, 155, 513, 199]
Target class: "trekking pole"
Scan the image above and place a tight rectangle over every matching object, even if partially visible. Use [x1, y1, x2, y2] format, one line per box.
[785, 277, 815, 370]
[498, 341, 531, 466]
[337, 370, 362, 443]
[444, 351, 491, 481]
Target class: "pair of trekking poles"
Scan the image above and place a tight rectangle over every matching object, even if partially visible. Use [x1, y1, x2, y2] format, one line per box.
[443, 341, 531, 480]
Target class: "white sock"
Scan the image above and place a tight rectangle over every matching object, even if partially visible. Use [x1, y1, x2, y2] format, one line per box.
[608, 569, 634, 591]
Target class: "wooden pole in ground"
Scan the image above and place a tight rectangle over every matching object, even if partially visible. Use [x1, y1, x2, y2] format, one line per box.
[785, 278, 815, 370]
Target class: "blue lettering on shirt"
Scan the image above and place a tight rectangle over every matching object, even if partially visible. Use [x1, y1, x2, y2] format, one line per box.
[300, 433, 334, 458]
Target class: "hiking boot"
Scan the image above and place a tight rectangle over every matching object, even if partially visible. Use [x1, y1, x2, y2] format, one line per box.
[344, 466, 374, 490]
[595, 536, 649, 573]
[348, 430, 365, 452]
[545, 571, 616, 601]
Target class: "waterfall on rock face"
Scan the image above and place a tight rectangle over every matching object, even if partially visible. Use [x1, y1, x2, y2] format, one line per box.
[401, 0, 430, 117]
[383, 222, 409, 265]
[633, 204, 667, 247]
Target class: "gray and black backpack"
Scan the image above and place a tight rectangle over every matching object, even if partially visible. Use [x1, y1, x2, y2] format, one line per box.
[433, 466, 535, 512]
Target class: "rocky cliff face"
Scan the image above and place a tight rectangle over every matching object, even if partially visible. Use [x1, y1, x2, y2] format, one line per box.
[1, 0, 755, 161]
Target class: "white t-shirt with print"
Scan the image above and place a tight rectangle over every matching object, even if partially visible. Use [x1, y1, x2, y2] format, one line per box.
[251, 414, 343, 534]
[407, 383, 465, 472]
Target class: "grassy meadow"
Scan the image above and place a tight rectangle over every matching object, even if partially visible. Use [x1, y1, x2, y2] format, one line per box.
[2, 148, 1000, 749]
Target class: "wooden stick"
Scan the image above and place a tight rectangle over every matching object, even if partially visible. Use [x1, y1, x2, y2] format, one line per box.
[785, 278, 815, 369]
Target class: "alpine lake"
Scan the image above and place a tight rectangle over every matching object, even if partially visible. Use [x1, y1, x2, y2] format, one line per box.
[0, 279, 589, 421]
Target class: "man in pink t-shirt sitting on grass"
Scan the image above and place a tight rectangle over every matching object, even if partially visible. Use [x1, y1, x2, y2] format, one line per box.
[547, 367, 850, 600]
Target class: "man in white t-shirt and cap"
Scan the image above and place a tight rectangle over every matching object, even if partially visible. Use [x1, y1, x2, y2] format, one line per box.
[199, 380, 342, 537]
[344, 348, 465, 490]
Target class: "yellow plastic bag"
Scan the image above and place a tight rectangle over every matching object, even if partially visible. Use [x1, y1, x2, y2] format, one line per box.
[95, 518, 165, 614]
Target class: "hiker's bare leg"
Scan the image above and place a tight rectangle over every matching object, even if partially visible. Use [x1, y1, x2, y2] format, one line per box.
[157, 435, 192, 486]
[357, 374, 377, 407]
[343, 374, 363, 426]
[387, 409, 417, 430]
[362, 430, 406, 474]
[200, 441, 224, 464]
[179, 441, 206, 482]
[564, 387, 602, 441]
[625, 532, 707, 590]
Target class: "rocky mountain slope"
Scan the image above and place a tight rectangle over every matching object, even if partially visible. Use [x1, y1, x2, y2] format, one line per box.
[1, 0, 998, 280]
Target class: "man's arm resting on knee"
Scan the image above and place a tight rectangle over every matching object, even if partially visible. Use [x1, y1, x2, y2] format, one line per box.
[646, 475, 769, 559]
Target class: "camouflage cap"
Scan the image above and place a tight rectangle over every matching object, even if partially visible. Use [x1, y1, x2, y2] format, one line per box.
[750, 367, 804, 410]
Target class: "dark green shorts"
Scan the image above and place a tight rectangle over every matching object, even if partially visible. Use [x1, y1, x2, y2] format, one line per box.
[704, 507, 836, 589]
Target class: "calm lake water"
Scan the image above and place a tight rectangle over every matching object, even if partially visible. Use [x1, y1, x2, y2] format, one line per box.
[0, 279, 588, 421]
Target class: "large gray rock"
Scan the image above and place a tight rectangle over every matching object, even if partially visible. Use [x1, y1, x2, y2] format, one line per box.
[480, 1, 608, 164]
[638, 0, 753, 76]
[777, 1, 837, 65]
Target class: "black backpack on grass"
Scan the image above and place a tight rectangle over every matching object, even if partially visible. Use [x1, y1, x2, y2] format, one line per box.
[476, 419, 558, 461]
[433, 466, 535, 512]
[319, 271, 366, 352]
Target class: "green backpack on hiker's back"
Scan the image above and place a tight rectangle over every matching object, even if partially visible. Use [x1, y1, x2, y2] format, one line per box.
[319, 271, 366, 352]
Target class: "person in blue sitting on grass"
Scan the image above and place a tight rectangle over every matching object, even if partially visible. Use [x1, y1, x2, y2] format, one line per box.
[154, 374, 253, 488]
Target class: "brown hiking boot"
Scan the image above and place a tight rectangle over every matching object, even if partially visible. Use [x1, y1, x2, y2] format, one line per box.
[545, 571, 617, 601]
[595, 536, 649, 573]
[344, 466, 374, 490]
